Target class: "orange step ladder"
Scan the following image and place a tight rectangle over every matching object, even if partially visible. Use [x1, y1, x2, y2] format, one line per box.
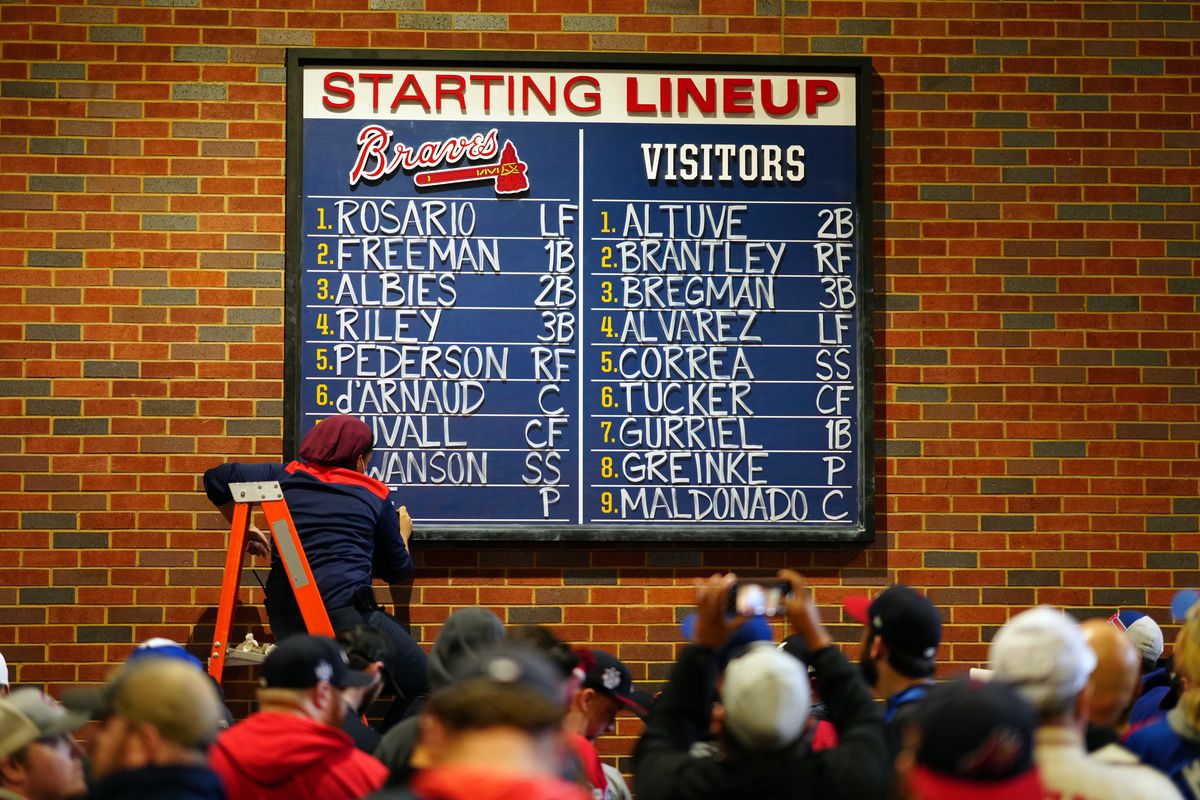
[207, 480, 335, 684]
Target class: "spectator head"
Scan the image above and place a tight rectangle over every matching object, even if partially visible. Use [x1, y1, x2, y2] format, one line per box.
[568, 649, 647, 741]
[845, 585, 942, 687]
[898, 680, 1042, 800]
[989, 607, 1097, 724]
[507, 625, 580, 691]
[0, 688, 88, 800]
[1080, 618, 1140, 729]
[718, 642, 811, 755]
[256, 634, 375, 728]
[682, 612, 774, 672]
[336, 625, 393, 713]
[300, 415, 374, 470]
[126, 637, 205, 670]
[63, 658, 223, 781]
[427, 608, 506, 692]
[1172, 602, 1200, 731]
[420, 646, 568, 774]
[1107, 611, 1164, 674]
[0, 652, 9, 696]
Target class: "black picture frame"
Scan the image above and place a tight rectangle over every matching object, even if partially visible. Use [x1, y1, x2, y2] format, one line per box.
[284, 49, 875, 543]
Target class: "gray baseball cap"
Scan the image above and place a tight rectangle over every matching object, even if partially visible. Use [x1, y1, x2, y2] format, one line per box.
[0, 688, 88, 758]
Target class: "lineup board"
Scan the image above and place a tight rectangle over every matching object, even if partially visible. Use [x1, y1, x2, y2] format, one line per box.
[285, 52, 875, 542]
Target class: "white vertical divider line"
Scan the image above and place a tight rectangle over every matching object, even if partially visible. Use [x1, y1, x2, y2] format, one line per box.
[577, 128, 585, 524]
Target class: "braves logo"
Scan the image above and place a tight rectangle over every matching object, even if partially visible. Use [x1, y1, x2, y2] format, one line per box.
[348, 125, 529, 195]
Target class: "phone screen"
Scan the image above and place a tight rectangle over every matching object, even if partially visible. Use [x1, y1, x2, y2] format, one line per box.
[729, 582, 789, 617]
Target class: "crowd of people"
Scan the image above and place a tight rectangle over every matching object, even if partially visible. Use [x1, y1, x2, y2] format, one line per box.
[5, 418, 1196, 798]
[3, 571, 1200, 800]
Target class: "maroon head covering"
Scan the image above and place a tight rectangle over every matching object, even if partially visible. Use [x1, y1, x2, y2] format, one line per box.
[299, 415, 374, 468]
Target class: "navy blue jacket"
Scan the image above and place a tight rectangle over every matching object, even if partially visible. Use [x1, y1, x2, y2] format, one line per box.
[204, 461, 411, 609]
[1124, 706, 1200, 800]
[90, 764, 225, 800]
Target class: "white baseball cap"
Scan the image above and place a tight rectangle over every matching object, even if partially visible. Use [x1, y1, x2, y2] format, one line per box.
[721, 642, 811, 753]
[989, 607, 1097, 714]
[1108, 611, 1164, 665]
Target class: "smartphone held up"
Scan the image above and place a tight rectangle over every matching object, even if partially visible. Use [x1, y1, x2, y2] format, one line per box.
[727, 581, 793, 617]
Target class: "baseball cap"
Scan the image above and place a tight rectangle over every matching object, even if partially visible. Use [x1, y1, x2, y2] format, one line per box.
[845, 585, 942, 669]
[261, 634, 375, 689]
[988, 607, 1097, 713]
[0, 651, 8, 686]
[721, 642, 811, 753]
[583, 649, 648, 718]
[909, 680, 1043, 800]
[1108, 611, 1164, 665]
[453, 645, 567, 707]
[0, 689, 88, 758]
[127, 637, 204, 670]
[63, 659, 225, 750]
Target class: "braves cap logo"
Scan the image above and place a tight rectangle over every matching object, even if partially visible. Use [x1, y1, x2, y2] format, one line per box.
[315, 660, 334, 682]
[602, 667, 622, 691]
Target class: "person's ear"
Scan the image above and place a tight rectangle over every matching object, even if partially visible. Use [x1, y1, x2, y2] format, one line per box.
[313, 681, 335, 711]
[414, 713, 448, 768]
[1075, 683, 1094, 722]
[710, 701, 726, 737]
[572, 686, 595, 711]
[115, 721, 159, 768]
[869, 635, 885, 661]
[0, 754, 25, 787]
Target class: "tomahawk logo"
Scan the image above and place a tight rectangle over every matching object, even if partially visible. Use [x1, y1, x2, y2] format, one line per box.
[414, 140, 530, 195]
[347, 125, 529, 195]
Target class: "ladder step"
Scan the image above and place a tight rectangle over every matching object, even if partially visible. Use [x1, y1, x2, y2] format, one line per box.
[224, 647, 269, 666]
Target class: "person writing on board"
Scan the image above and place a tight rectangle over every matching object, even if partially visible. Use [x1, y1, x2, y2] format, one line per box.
[203, 413, 429, 725]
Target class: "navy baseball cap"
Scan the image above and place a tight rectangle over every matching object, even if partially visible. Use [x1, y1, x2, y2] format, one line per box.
[262, 635, 375, 689]
[583, 649, 649, 718]
[910, 680, 1042, 800]
[845, 585, 941, 668]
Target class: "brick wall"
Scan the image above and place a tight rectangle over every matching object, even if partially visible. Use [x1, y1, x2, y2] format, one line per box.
[1, 0, 1198, 763]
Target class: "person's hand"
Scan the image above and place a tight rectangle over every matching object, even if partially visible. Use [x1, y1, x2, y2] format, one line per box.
[778, 569, 833, 652]
[398, 505, 412, 548]
[691, 573, 747, 650]
[245, 524, 271, 559]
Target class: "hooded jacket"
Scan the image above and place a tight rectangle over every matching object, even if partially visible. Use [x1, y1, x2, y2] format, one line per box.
[210, 711, 388, 800]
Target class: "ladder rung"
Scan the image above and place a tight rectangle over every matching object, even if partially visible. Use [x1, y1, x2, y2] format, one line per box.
[224, 647, 268, 666]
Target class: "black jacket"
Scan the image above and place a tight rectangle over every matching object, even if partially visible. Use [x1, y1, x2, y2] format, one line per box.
[89, 764, 225, 800]
[633, 644, 888, 800]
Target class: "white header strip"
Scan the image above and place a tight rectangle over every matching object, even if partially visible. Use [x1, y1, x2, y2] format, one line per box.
[303, 66, 856, 126]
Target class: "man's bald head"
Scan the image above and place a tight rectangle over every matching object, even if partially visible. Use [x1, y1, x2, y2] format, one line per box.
[1082, 617, 1140, 728]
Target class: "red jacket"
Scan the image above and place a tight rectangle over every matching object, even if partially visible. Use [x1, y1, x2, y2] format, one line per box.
[566, 732, 606, 796]
[209, 711, 388, 800]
